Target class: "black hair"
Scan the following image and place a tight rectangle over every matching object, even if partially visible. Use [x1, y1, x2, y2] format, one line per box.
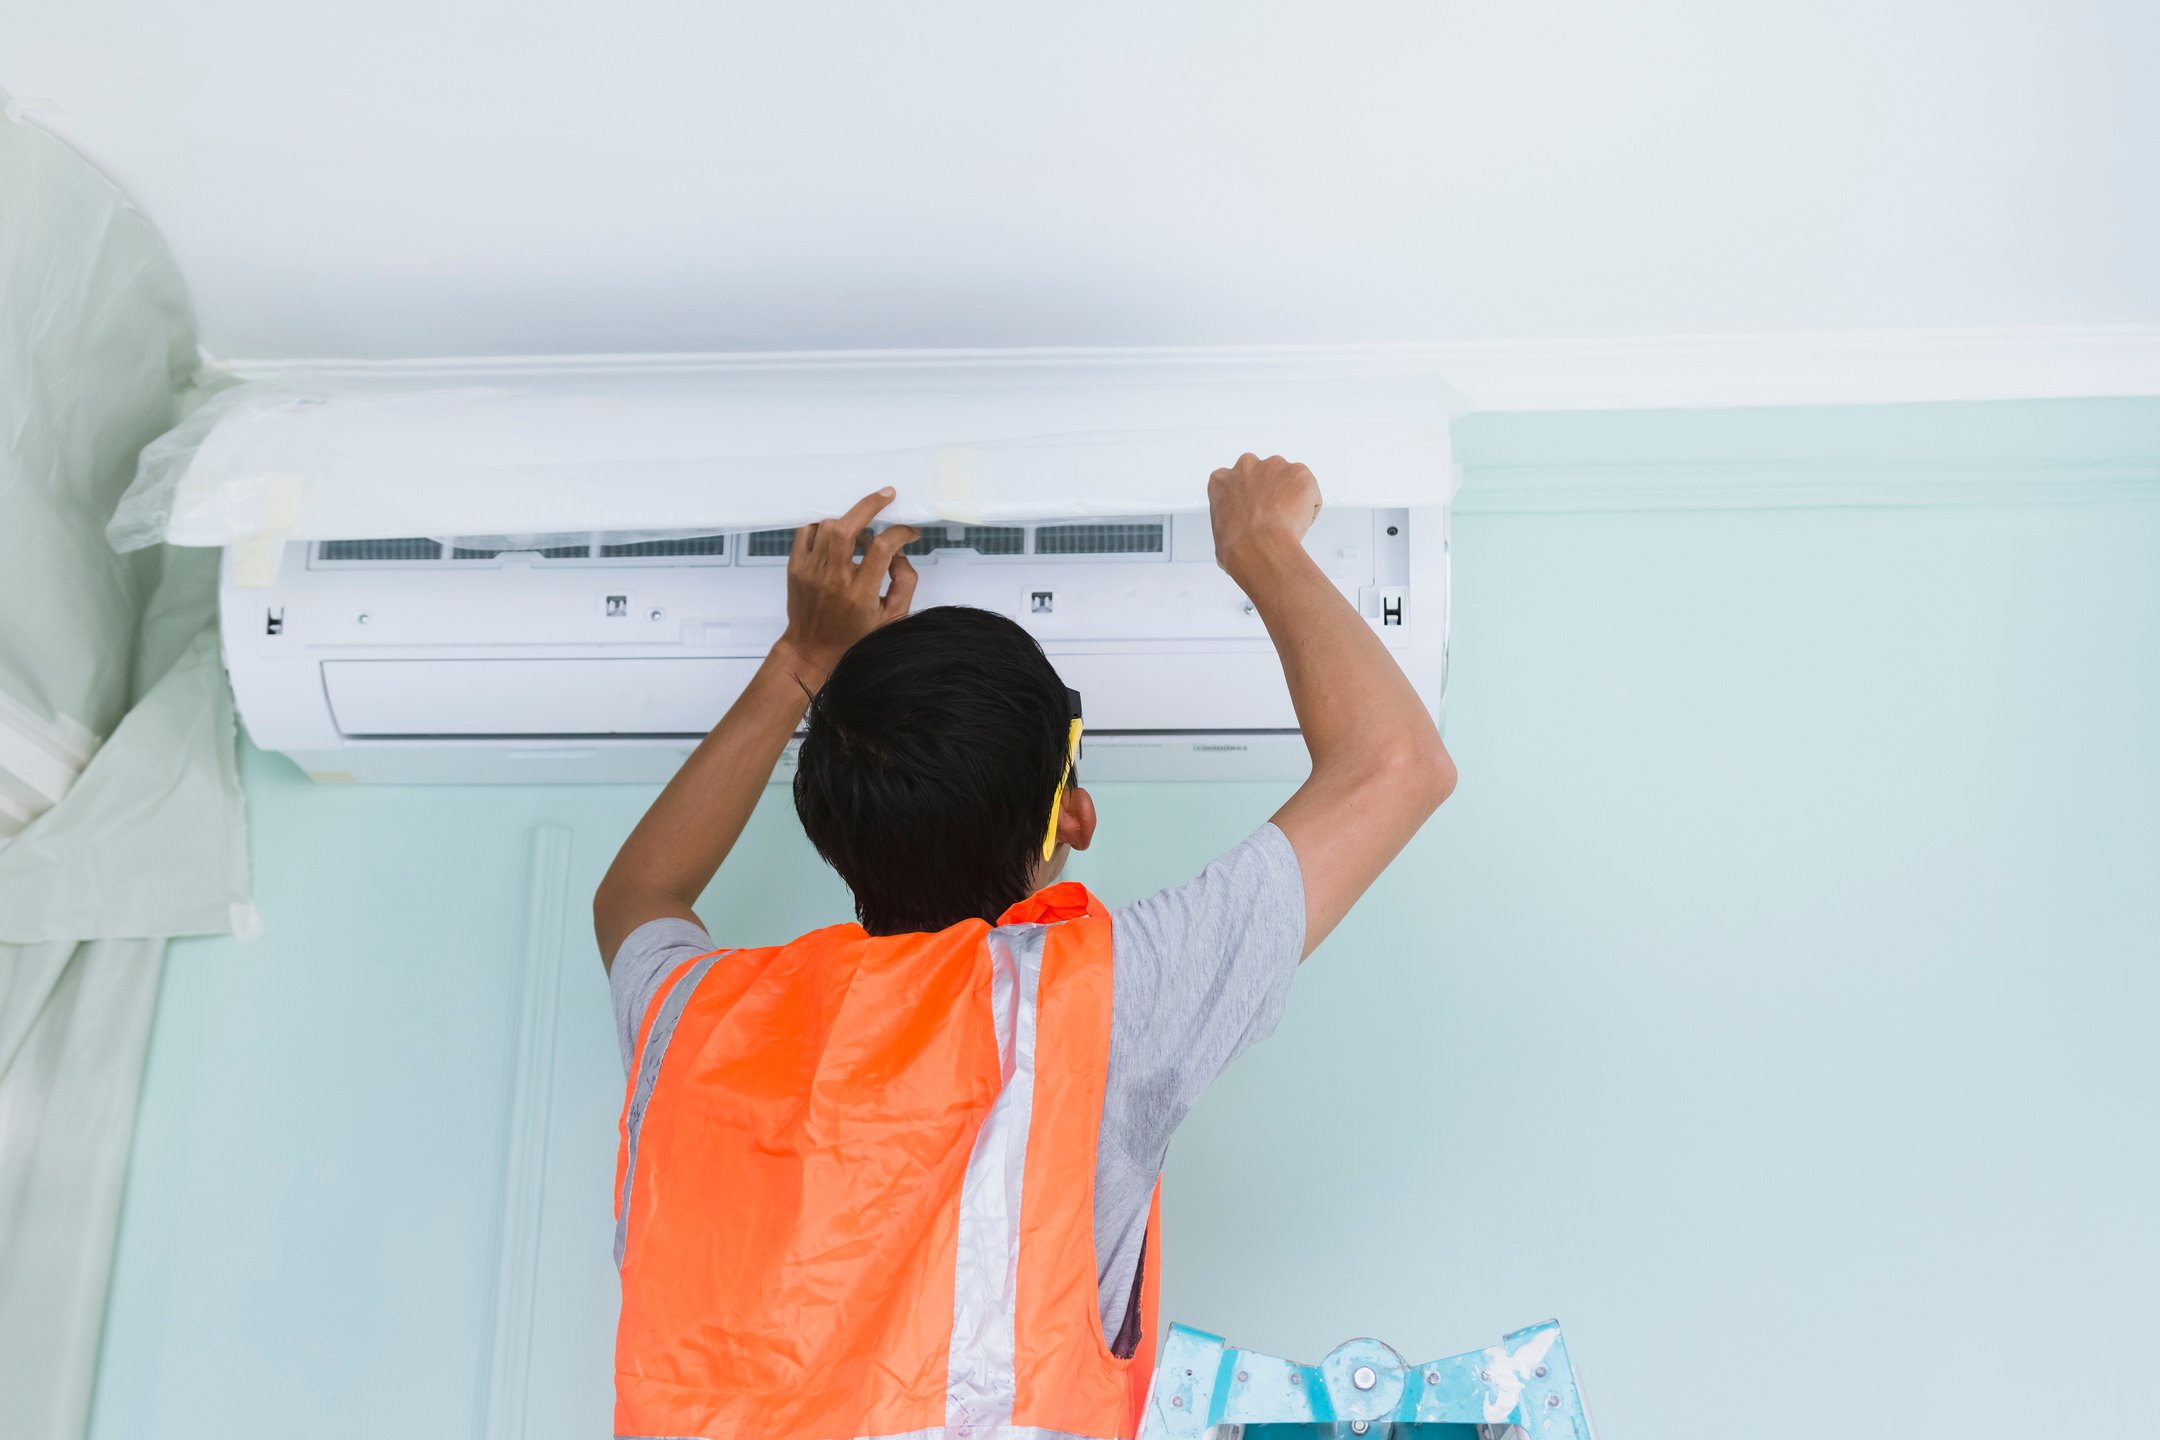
[794, 606, 1072, 935]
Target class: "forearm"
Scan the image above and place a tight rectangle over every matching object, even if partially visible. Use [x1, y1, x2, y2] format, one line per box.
[1226, 537, 1445, 777]
[593, 487, 920, 966]
[592, 640, 826, 964]
[1227, 534, 1454, 955]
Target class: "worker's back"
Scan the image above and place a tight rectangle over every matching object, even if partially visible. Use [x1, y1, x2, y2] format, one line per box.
[594, 463, 1456, 1440]
[614, 883, 1157, 1440]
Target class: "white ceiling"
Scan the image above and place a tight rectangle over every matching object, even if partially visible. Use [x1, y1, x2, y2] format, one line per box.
[13, 1, 2159, 360]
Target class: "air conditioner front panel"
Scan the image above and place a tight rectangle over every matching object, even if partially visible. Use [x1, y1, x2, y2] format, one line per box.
[323, 658, 765, 736]
[321, 650, 1302, 737]
[222, 506, 1444, 782]
[280, 560, 1286, 652]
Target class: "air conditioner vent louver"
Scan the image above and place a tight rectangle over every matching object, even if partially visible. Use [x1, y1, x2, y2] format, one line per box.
[452, 541, 593, 560]
[904, 525, 1024, 557]
[598, 536, 727, 558]
[317, 534, 742, 565]
[317, 538, 443, 562]
[747, 529, 796, 557]
[1033, 521, 1165, 556]
[310, 519, 1171, 568]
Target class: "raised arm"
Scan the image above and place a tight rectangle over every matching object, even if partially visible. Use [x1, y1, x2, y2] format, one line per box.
[1210, 454, 1457, 957]
[592, 490, 919, 967]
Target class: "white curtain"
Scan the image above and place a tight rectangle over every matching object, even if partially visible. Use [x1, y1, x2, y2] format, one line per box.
[0, 96, 249, 1439]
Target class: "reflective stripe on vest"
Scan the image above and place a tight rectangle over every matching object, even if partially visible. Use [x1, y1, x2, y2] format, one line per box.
[615, 947, 735, 1267]
[945, 924, 1044, 1430]
[612, 884, 1156, 1440]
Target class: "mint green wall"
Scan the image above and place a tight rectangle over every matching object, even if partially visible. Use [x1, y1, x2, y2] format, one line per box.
[90, 404, 2160, 1440]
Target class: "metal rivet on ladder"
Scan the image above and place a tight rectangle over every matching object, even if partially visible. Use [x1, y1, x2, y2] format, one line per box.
[1547, 1394, 1562, 1407]
[1170, 1395, 1184, 1409]
[1427, 1372, 1439, 1385]
[1534, 1365, 1548, 1377]
[1353, 1366, 1377, 1390]
[1351, 1423, 1369, 1435]
[1479, 1370, 1491, 1382]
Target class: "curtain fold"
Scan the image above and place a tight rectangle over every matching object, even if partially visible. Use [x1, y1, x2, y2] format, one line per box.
[0, 940, 164, 1440]
[0, 93, 247, 1440]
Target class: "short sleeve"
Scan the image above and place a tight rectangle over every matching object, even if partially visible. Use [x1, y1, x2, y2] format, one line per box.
[1101, 822, 1306, 1169]
[1089, 822, 1306, 1335]
[608, 917, 718, 1074]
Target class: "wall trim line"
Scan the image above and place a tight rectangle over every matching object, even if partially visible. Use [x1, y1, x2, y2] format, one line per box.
[1429, 324, 2160, 412]
[1455, 458, 2160, 515]
[217, 324, 2160, 411]
[474, 823, 573, 1440]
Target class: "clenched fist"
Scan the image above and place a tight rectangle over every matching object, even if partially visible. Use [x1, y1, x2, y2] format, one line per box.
[1207, 453, 1321, 578]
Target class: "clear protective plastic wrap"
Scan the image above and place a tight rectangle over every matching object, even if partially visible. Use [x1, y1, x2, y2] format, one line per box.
[108, 349, 1462, 553]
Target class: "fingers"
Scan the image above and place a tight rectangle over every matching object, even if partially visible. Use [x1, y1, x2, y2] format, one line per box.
[790, 520, 815, 567]
[880, 553, 919, 620]
[1217, 453, 1300, 476]
[858, 523, 920, 589]
[823, 487, 897, 557]
[1213, 454, 1309, 483]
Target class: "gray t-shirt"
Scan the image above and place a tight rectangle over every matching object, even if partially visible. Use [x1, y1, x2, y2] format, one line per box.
[608, 822, 1305, 1341]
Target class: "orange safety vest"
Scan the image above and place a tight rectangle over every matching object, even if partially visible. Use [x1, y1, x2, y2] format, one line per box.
[613, 882, 1161, 1440]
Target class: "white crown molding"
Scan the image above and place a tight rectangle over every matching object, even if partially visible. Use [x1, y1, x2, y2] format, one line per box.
[217, 324, 2160, 411]
[474, 824, 573, 1440]
[1455, 458, 2160, 515]
[1427, 324, 2160, 412]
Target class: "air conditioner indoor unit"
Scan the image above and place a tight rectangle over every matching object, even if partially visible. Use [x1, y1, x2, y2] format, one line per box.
[218, 507, 1447, 784]
[122, 349, 1459, 783]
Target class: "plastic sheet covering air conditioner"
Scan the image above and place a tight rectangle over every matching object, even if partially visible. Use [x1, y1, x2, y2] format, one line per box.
[108, 350, 1462, 552]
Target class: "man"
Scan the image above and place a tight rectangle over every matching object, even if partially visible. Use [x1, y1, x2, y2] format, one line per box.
[595, 454, 1456, 1440]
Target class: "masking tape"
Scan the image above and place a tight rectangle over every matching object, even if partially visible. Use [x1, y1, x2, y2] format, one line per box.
[0, 784, 38, 843]
[0, 689, 99, 836]
[228, 473, 304, 588]
[934, 447, 982, 523]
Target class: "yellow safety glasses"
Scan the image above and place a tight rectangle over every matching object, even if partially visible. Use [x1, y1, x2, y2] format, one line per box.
[1040, 687, 1084, 862]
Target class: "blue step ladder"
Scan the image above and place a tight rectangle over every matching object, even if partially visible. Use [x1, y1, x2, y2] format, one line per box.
[1137, 1320, 1594, 1440]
